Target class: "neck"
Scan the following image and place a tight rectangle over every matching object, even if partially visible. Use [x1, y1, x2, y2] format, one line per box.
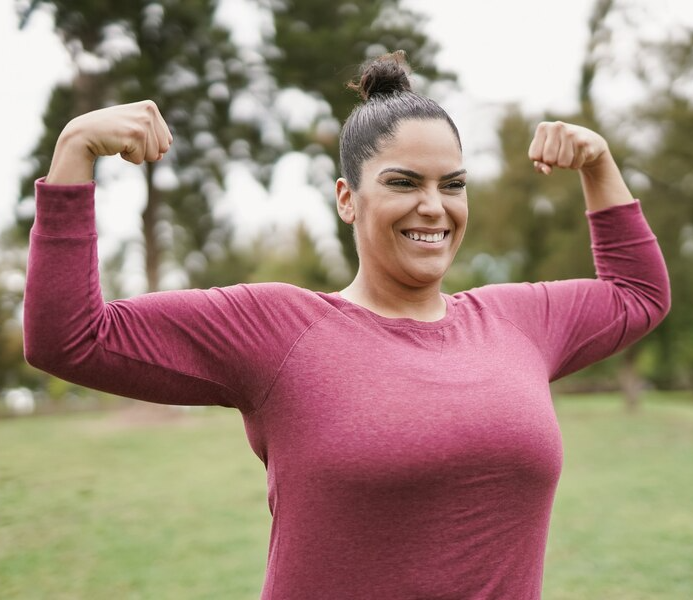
[340, 271, 446, 322]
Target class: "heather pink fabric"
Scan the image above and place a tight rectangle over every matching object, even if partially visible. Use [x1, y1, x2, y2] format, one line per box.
[24, 180, 669, 599]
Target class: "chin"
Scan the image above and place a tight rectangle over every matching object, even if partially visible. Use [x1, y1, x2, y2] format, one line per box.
[404, 267, 448, 287]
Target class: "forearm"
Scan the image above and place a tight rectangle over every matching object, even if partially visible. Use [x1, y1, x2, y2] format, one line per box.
[579, 150, 635, 212]
[588, 200, 670, 333]
[45, 126, 97, 184]
[45, 100, 172, 184]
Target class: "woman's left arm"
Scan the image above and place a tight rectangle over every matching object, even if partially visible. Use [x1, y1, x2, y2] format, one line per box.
[466, 121, 670, 381]
[528, 120, 633, 212]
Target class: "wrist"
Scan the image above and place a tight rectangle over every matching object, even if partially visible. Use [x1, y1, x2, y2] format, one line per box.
[46, 124, 97, 185]
[579, 140, 621, 181]
[579, 150, 634, 211]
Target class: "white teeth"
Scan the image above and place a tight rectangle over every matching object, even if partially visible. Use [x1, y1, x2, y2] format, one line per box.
[405, 231, 445, 243]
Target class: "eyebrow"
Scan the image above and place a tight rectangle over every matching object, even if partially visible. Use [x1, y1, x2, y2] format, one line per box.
[378, 167, 467, 180]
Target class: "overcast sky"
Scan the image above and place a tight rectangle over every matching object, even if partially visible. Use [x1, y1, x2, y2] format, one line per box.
[2, 0, 692, 288]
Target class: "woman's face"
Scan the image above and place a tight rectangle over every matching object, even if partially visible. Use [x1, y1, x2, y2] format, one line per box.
[337, 118, 468, 290]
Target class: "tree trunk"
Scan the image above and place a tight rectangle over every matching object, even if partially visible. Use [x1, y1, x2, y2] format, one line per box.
[143, 162, 161, 292]
[618, 344, 643, 413]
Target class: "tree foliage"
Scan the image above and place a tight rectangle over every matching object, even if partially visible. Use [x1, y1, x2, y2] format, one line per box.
[626, 28, 693, 388]
[18, 0, 249, 291]
[264, 0, 456, 271]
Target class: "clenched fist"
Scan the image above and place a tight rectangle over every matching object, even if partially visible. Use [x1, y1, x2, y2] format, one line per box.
[527, 121, 634, 211]
[47, 100, 173, 184]
[528, 121, 608, 175]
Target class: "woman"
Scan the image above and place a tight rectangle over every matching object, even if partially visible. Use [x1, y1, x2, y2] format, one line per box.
[24, 52, 669, 599]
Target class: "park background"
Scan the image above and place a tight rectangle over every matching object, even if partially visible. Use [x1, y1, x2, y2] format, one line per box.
[1, 0, 692, 598]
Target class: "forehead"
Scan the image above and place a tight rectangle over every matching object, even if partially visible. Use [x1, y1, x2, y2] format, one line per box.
[367, 119, 463, 174]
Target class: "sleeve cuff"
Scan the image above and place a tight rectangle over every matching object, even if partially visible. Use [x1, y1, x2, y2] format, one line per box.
[33, 177, 97, 237]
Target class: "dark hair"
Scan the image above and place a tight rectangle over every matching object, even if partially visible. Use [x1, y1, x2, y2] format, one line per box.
[339, 50, 461, 189]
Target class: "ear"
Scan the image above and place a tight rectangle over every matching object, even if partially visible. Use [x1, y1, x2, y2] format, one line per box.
[335, 177, 356, 225]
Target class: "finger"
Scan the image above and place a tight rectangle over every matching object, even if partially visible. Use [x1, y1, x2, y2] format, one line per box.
[154, 118, 171, 157]
[138, 100, 170, 158]
[534, 161, 552, 175]
[143, 123, 162, 162]
[556, 134, 575, 169]
[528, 122, 548, 162]
[149, 100, 173, 145]
[121, 141, 146, 164]
[119, 125, 147, 164]
[158, 111, 173, 146]
[570, 144, 586, 170]
[541, 124, 562, 166]
[149, 103, 172, 150]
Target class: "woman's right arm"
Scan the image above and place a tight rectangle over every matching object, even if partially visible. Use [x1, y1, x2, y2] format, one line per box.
[24, 102, 304, 412]
[45, 100, 172, 185]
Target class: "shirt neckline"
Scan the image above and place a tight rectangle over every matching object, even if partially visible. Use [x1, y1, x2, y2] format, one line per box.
[328, 292, 456, 330]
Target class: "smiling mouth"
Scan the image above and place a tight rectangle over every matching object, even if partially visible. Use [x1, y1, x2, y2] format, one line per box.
[402, 230, 449, 243]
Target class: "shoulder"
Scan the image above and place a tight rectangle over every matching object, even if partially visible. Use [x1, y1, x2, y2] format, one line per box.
[211, 282, 338, 322]
[451, 279, 593, 323]
[453, 279, 595, 306]
[451, 282, 540, 312]
[450, 278, 608, 345]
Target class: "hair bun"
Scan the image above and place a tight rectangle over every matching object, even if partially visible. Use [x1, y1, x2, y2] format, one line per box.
[350, 50, 412, 101]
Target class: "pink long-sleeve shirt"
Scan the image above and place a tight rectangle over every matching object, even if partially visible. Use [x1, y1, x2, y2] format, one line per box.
[24, 180, 669, 599]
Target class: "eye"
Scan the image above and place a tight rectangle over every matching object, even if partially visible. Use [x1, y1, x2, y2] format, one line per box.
[443, 180, 466, 190]
[387, 179, 416, 188]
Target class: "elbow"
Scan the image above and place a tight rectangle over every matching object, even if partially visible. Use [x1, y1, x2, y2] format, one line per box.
[24, 335, 57, 374]
[23, 304, 55, 373]
[643, 280, 671, 333]
[24, 340, 85, 384]
[661, 288, 672, 322]
[23, 325, 76, 376]
[655, 276, 672, 325]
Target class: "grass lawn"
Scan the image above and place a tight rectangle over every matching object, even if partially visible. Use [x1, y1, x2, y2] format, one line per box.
[545, 392, 693, 599]
[1, 392, 692, 599]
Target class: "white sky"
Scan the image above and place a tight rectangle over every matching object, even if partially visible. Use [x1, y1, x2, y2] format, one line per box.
[2, 0, 692, 289]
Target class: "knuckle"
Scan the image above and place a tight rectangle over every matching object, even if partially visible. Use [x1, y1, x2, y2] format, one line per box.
[141, 99, 157, 112]
[124, 125, 147, 147]
[129, 124, 146, 139]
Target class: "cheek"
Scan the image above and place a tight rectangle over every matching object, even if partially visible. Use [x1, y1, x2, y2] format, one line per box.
[449, 198, 469, 226]
[460, 205, 469, 229]
[451, 205, 469, 245]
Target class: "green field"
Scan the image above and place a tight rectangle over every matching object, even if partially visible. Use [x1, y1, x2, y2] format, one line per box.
[1, 393, 692, 599]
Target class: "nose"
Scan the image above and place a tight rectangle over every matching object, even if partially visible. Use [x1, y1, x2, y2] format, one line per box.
[417, 188, 446, 218]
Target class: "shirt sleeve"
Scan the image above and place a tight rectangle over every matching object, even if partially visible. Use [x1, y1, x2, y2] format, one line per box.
[459, 201, 670, 381]
[23, 179, 330, 413]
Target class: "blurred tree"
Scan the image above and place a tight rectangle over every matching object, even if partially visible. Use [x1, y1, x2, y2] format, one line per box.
[262, 0, 457, 273]
[17, 0, 249, 292]
[626, 28, 693, 390]
[249, 224, 335, 291]
[0, 230, 37, 391]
